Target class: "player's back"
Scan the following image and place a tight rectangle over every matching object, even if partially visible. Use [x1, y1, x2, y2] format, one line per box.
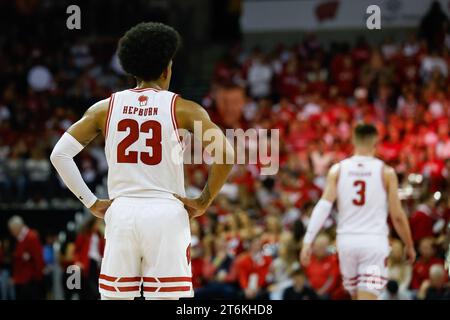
[104, 88, 185, 200]
[336, 155, 388, 237]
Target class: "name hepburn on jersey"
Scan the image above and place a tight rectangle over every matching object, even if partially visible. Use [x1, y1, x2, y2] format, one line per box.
[122, 105, 158, 116]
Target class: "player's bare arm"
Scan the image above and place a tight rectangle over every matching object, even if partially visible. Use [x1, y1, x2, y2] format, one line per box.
[50, 99, 113, 219]
[174, 97, 234, 218]
[300, 163, 339, 266]
[384, 165, 416, 264]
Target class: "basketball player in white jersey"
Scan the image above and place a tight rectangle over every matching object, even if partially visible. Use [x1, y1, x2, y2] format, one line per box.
[300, 124, 416, 300]
[50, 22, 234, 300]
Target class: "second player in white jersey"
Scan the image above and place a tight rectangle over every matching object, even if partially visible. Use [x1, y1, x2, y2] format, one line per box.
[300, 124, 415, 300]
[105, 88, 185, 200]
[336, 155, 388, 236]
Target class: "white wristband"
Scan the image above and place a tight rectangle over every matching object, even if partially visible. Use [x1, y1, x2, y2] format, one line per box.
[50, 133, 98, 208]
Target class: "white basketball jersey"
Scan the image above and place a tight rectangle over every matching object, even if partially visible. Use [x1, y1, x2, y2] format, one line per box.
[104, 88, 185, 200]
[336, 155, 388, 236]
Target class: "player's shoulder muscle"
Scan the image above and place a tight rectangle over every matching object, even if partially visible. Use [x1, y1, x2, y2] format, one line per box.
[383, 164, 397, 190]
[328, 163, 341, 182]
[175, 97, 211, 131]
[86, 98, 110, 120]
[67, 98, 110, 145]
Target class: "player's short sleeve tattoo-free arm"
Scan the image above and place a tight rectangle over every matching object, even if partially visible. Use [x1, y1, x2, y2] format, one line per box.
[176, 98, 234, 206]
[385, 166, 414, 248]
[50, 99, 108, 208]
[303, 164, 339, 244]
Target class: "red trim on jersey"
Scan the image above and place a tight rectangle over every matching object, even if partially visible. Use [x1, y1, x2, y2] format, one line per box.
[142, 276, 192, 283]
[99, 283, 117, 292]
[159, 286, 191, 292]
[117, 286, 141, 292]
[158, 277, 192, 283]
[358, 274, 389, 280]
[99, 274, 117, 282]
[118, 277, 141, 282]
[100, 274, 141, 282]
[142, 286, 158, 292]
[104, 93, 116, 140]
[129, 87, 160, 93]
[170, 94, 182, 147]
[142, 286, 191, 292]
[99, 283, 140, 292]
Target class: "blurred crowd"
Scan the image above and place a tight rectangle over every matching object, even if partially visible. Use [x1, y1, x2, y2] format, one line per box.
[1, 1, 450, 300]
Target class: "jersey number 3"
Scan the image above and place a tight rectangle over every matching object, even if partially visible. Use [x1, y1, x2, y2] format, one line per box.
[117, 119, 162, 165]
[352, 180, 366, 206]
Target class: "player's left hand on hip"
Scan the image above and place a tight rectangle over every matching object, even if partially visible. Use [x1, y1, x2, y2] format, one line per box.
[89, 199, 113, 219]
[174, 194, 208, 219]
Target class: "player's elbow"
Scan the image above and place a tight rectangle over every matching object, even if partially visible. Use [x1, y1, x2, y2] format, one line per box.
[49, 148, 59, 167]
[49, 147, 67, 168]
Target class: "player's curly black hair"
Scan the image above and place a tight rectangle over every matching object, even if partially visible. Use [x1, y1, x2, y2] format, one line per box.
[118, 22, 181, 81]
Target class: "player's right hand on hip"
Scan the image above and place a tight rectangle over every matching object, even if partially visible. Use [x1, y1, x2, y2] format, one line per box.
[174, 194, 209, 219]
[89, 199, 113, 219]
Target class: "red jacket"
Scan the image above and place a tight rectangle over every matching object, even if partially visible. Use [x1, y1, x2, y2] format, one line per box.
[410, 206, 435, 244]
[233, 253, 272, 290]
[305, 253, 343, 298]
[74, 232, 105, 275]
[12, 228, 44, 285]
[411, 257, 445, 290]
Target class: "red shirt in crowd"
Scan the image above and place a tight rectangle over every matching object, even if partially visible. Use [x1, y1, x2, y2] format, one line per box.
[74, 232, 105, 275]
[409, 205, 435, 244]
[12, 227, 44, 285]
[234, 253, 272, 290]
[411, 257, 445, 290]
[304, 253, 345, 299]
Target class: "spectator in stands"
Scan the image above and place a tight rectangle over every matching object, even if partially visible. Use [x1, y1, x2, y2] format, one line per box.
[73, 217, 104, 300]
[58, 234, 77, 300]
[267, 232, 299, 300]
[195, 235, 237, 299]
[247, 53, 273, 99]
[410, 196, 438, 244]
[417, 264, 450, 299]
[0, 238, 15, 300]
[24, 146, 52, 206]
[419, 1, 449, 52]
[303, 233, 344, 300]
[411, 237, 445, 290]
[387, 239, 413, 294]
[8, 216, 44, 299]
[282, 268, 318, 300]
[233, 234, 272, 299]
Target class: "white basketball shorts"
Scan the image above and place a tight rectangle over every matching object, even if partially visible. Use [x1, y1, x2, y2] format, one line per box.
[99, 197, 193, 299]
[336, 234, 390, 297]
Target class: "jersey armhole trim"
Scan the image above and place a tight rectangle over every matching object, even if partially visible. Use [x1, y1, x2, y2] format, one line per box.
[104, 93, 115, 140]
[171, 93, 182, 147]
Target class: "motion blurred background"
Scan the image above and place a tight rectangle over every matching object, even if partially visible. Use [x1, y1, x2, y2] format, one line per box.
[0, 0, 449, 300]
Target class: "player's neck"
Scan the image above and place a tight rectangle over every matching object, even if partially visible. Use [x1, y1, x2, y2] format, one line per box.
[353, 147, 375, 157]
[354, 151, 374, 158]
[135, 80, 164, 91]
